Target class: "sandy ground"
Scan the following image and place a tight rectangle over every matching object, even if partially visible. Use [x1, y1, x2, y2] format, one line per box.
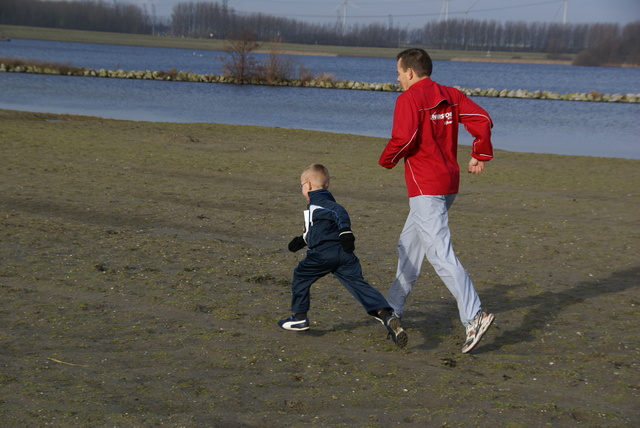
[1, 109, 638, 426]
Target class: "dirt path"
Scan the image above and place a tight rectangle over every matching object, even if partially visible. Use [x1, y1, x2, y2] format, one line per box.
[1, 110, 638, 426]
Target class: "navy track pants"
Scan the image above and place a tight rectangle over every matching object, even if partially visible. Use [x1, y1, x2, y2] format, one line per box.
[290, 243, 390, 315]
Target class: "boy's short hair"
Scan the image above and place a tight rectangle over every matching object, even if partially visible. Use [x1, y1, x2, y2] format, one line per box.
[397, 48, 433, 78]
[303, 163, 330, 189]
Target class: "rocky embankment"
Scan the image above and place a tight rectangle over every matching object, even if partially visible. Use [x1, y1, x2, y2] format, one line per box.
[1, 61, 638, 103]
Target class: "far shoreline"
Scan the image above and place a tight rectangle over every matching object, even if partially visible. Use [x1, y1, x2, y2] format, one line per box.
[450, 57, 571, 66]
[5, 24, 635, 68]
[1, 108, 637, 160]
[1, 24, 579, 65]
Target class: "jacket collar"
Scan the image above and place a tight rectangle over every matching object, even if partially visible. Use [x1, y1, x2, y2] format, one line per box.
[308, 189, 335, 202]
[407, 78, 451, 109]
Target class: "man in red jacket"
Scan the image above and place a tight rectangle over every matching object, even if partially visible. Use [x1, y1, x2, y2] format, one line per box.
[379, 48, 494, 353]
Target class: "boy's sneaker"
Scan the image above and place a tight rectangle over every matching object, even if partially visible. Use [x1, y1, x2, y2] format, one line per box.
[374, 311, 401, 325]
[462, 311, 494, 353]
[278, 314, 310, 331]
[385, 314, 408, 348]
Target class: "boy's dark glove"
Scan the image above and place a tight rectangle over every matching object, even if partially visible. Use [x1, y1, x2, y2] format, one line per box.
[339, 228, 355, 253]
[288, 236, 306, 252]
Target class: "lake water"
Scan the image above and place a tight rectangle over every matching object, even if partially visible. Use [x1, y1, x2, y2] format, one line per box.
[1, 38, 639, 159]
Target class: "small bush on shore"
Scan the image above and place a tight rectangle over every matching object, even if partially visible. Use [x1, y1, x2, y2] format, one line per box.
[0, 56, 84, 74]
[220, 33, 334, 84]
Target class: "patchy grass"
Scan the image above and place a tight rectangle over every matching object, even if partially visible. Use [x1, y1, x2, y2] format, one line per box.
[0, 109, 638, 426]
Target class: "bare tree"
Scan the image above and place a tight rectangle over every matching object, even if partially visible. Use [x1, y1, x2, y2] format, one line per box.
[221, 29, 259, 83]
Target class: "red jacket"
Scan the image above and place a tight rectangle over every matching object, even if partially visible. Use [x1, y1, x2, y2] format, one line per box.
[379, 78, 493, 196]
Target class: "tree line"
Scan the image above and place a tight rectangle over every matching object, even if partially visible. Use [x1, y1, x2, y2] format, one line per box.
[1, 0, 638, 65]
[169, 1, 403, 48]
[0, 0, 152, 34]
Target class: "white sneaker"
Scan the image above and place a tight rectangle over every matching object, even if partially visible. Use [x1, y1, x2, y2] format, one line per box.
[278, 315, 310, 331]
[385, 314, 408, 348]
[462, 311, 494, 353]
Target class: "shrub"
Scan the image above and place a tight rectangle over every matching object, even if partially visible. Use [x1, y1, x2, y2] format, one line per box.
[220, 29, 260, 84]
[220, 34, 331, 84]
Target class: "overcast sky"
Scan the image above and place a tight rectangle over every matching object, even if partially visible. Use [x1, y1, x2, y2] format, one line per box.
[128, 0, 639, 28]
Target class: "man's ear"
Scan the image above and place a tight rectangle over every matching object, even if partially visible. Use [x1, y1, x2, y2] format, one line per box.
[407, 67, 414, 80]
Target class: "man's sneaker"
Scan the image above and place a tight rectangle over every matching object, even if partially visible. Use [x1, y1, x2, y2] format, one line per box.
[278, 314, 310, 331]
[462, 311, 494, 353]
[385, 314, 408, 348]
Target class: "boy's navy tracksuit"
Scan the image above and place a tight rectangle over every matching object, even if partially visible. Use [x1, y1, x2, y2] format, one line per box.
[289, 189, 391, 315]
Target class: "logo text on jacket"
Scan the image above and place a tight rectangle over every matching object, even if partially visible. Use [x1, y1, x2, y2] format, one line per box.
[430, 111, 453, 125]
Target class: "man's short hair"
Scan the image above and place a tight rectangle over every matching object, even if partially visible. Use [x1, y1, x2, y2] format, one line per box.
[397, 48, 433, 77]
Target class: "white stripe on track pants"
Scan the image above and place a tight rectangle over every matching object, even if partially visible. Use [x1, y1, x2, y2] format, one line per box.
[386, 194, 481, 326]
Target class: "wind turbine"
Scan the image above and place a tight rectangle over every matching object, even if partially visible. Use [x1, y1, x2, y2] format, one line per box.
[439, 0, 450, 22]
[332, 0, 362, 35]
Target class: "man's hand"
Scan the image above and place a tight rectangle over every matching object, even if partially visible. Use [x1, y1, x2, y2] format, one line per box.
[468, 158, 485, 175]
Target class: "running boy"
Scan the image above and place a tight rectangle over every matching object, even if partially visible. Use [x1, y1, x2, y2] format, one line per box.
[278, 163, 407, 348]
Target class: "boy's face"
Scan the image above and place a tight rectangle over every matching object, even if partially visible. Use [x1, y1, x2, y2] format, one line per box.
[300, 174, 311, 201]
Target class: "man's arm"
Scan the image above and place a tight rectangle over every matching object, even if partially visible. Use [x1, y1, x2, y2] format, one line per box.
[459, 95, 494, 163]
[459, 94, 493, 174]
[379, 94, 419, 169]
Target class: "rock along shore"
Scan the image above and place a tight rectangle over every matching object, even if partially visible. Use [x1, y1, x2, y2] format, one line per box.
[1, 61, 638, 103]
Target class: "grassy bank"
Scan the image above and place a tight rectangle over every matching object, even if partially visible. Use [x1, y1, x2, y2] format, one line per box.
[0, 24, 573, 63]
[0, 109, 638, 426]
